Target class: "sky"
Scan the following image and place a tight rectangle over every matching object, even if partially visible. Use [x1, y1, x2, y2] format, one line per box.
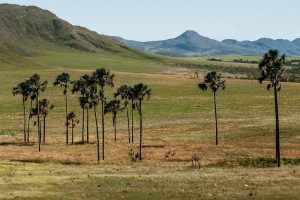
[0, 0, 299, 41]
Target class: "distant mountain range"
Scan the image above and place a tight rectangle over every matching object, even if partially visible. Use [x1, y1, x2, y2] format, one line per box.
[114, 30, 300, 57]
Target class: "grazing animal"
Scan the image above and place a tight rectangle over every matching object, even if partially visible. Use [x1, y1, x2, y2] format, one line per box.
[192, 154, 201, 169]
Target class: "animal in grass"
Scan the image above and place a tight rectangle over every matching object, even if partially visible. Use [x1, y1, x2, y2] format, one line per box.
[192, 154, 201, 169]
[165, 151, 175, 159]
[128, 147, 140, 162]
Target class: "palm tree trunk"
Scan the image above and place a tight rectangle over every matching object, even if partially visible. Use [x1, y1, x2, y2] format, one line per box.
[37, 95, 41, 152]
[87, 106, 89, 143]
[113, 114, 116, 142]
[274, 86, 280, 167]
[131, 100, 134, 143]
[82, 107, 85, 143]
[43, 115, 46, 143]
[71, 119, 74, 144]
[94, 105, 100, 162]
[127, 109, 130, 143]
[22, 98, 26, 142]
[102, 99, 105, 160]
[27, 100, 32, 143]
[213, 91, 219, 146]
[65, 92, 68, 144]
[139, 100, 142, 161]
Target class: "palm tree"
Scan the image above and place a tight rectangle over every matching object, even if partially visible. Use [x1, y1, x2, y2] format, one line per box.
[258, 49, 287, 167]
[92, 68, 114, 160]
[32, 99, 54, 144]
[89, 86, 101, 162]
[105, 99, 121, 142]
[66, 112, 79, 144]
[29, 74, 47, 151]
[114, 85, 131, 143]
[132, 83, 151, 161]
[198, 71, 225, 146]
[40, 99, 54, 143]
[54, 72, 71, 144]
[26, 75, 39, 143]
[128, 87, 136, 143]
[72, 78, 85, 143]
[72, 75, 91, 143]
[13, 81, 31, 142]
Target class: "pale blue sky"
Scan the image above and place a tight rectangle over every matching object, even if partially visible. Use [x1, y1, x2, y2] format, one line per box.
[0, 0, 299, 41]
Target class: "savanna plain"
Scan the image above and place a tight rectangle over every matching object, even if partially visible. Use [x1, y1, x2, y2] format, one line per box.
[0, 40, 300, 200]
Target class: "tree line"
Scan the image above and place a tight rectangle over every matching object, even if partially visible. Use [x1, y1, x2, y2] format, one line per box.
[13, 68, 151, 162]
[13, 49, 286, 167]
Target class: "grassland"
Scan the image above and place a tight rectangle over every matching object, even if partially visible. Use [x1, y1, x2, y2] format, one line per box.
[0, 40, 300, 199]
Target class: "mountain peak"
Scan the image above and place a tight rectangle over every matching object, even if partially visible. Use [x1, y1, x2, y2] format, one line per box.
[180, 30, 201, 38]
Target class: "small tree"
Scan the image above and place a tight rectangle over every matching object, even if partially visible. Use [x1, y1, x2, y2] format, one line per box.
[198, 71, 225, 146]
[54, 72, 71, 144]
[132, 83, 151, 161]
[13, 81, 31, 142]
[258, 49, 287, 167]
[39, 99, 54, 143]
[105, 99, 121, 142]
[66, 112, 79, 144]
[114, 85, 131, 143]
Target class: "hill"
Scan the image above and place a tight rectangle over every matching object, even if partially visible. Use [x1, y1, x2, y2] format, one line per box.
[0, 3, 171, 71]
[114, 30, 300, 57]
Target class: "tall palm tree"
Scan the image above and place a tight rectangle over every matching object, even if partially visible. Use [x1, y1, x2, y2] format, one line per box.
[26, 75, 39, 143]
[72, 75, 90, 143]
[92, 68, 114, 160]
[198, 71, 225, 146]
[72, 78, 85, 143]
[132, 83, 151, 161]
[30, 74, 47, 152]
[258, 49, 287, 167]
[128, 87, 136, 143]
[114, 85, 131, 143]
[66, 112, 79, 144]
[54, 72, 71, 144]
[89, 85, 101, 162]
[105, 99, 121, 142]
[13, 81, 31, 142]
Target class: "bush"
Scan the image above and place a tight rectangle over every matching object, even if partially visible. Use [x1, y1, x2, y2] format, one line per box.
[237, 157, 300, 168]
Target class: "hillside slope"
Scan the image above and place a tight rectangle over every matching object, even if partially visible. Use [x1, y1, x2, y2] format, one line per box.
[0, 3, 165, 62]
[0, 40, 38, 68]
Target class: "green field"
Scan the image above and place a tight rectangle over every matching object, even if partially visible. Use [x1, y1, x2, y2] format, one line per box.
[0, 40, 300, 199]
[1, 3, 300, 199]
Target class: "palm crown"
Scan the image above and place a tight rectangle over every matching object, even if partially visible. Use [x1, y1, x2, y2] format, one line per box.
[105, 99, 121, 115]
[92, 68, 114, 89]
[258, 49, 287, 90]
[39, 99, 54, 117]
[13, 81, 31, 100]
[132, 83, 151, 101]
[114, 85, 132, 107]
[53, 72, 71, 94]
[29, 74, 47, 95]
[198, 71, 225, 92]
